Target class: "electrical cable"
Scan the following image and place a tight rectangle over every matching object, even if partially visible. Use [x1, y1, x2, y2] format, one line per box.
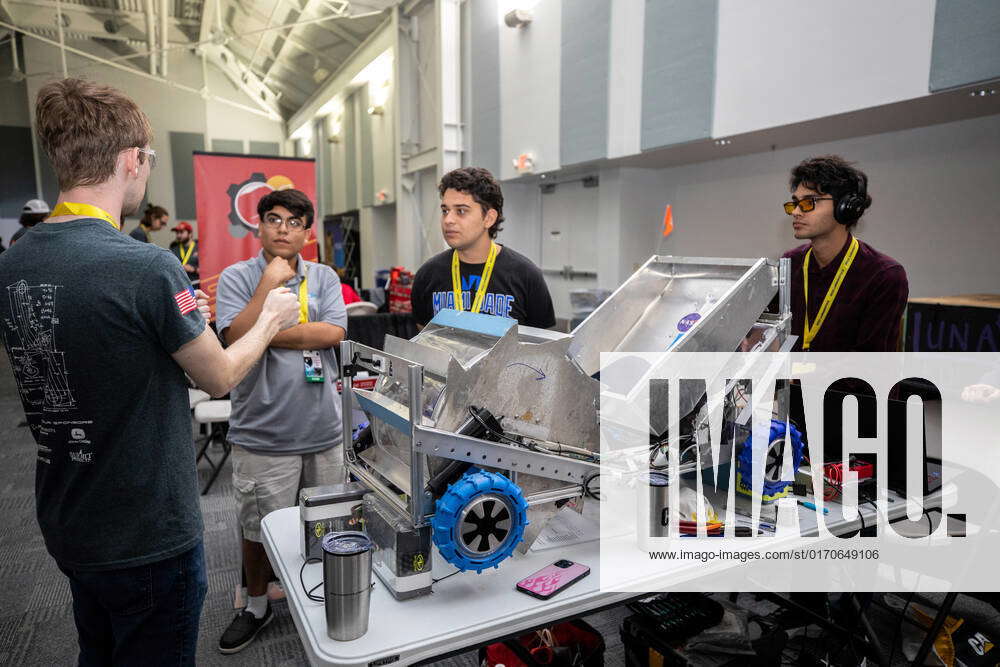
[865, 500, 879, 534]
[467, 406, 598, 462]
[583, 473, 601, 500]
[466, 406, 524, 447]
[432, 570, 460, 584]
[300, 557, 325, 603]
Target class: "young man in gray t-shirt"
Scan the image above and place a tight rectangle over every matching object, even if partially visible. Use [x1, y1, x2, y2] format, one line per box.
[215, 189, 348, 653]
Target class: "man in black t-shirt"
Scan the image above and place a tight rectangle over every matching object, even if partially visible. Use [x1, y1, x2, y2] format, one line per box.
[411, 167, 555, 328]
[0, 78, 299, 666]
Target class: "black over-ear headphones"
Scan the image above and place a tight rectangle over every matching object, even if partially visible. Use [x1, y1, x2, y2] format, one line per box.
[834, 173, 869, 224]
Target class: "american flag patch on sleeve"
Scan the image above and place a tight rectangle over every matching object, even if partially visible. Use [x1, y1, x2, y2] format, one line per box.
[174, 287, 198, 315]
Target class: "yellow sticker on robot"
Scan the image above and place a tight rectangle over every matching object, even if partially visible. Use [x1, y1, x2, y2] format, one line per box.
[413, 554, 425, 572]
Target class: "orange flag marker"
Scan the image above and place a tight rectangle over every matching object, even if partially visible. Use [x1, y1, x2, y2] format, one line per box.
[662, 204, 674, 238]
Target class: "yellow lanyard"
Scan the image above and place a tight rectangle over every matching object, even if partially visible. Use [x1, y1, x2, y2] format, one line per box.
[179, 241, 195, 266]
[803, 237, 859, 351]
[50, 202, 120, 230]
[297, 271, 309, 324]
[451, 242, 498, 314]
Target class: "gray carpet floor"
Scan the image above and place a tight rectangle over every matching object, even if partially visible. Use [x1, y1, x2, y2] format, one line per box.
[2, 347, 999, 666]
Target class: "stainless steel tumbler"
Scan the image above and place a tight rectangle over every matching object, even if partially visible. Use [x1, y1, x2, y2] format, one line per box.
[322, 531, 374, 641]
[648, 471, 670, 537]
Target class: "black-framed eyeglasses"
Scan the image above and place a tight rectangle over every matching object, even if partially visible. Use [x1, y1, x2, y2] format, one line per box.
[783, 196, 833, 215]
[262, 214, 306, 230]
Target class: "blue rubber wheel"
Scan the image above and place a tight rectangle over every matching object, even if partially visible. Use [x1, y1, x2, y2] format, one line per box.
[431, 469, 528, 573]
[735, 419, 805, 503]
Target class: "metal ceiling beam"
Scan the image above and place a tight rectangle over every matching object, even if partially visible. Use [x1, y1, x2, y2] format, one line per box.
[197, 41, 283, 118]
[55, 0, 66, 75]
[4, 0, 195, 44]
[223, 43, 311, 108]
[228, 41, 320, 106]
[248, 8, 382, 36]
[248, 0, 280, 70]
[144, 0, 156, 74]
[245, 51, 313, 98]
[248, 4, 342, 73]
[312, 2, 360, 46]
[261, 0, 339, 81]
[5, 0, 199, 26]
[227, 0, 345, 83]
[284, 25, 341, 71]
[16, 4, 384, 79]
[261, 70, 310, 104]
[1, 18, 278, 119]
[198, 0, 216, 42]
[159, 0, 167, 74]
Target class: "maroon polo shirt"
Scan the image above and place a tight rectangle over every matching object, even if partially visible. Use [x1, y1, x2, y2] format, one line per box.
[783, 235, 908, 352]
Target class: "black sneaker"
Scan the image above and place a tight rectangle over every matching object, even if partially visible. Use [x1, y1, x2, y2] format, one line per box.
[219, 605, 274, 654]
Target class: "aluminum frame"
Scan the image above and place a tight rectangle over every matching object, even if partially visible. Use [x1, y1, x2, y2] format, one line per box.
[341, 339, 598, 529]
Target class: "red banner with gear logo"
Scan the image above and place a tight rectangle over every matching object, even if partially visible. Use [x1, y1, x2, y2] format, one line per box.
[193, 152, 318, 316]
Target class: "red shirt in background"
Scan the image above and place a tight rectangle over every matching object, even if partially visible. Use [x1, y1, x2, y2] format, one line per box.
[341, 283, 361, 305]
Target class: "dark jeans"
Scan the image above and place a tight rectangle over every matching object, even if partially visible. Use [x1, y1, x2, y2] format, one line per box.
[58, 540, 208, 667]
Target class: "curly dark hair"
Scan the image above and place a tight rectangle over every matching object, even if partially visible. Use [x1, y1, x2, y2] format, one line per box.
[141, 204, 168, 226]
[257, 189, 314, 229]
[790, 155, 872, 227]
[438, 167, 504, 238]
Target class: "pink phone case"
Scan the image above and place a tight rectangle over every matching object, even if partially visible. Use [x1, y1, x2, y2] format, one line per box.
[516, 560, 590, 599]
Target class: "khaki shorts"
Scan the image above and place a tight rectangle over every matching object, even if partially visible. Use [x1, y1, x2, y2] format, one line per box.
[231, 443, 346, 542]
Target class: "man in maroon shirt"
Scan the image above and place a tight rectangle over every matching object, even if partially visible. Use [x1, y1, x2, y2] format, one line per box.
[776, 156, 909, 630]
[782, 155, 908, 352]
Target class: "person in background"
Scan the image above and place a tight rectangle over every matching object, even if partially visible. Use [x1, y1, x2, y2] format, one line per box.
[336, 267, 362, 305]
[410, 167, 555, 329]
[215, 189, 348, 654]
[130, 203, 168, 242]
[0, 77, 300, 667]
[11, 198, 50, 245]
[169, 221, 199, 286]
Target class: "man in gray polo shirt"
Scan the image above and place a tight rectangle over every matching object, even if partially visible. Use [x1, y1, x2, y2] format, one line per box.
[215, 189, 347, 653]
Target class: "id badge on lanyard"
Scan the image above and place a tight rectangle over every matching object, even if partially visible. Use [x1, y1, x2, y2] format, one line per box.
[298, 269, 325, 383]
[304, 350, 324, 383]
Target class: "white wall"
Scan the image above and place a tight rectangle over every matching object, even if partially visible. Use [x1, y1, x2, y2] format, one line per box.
[359, 204, 397, 289]
[21, 39, 284, 248]
[497, 0, 561, 180]
[499, 181, 541, 265]
[606, 0, 643, 159]
[617, 113, 1000, 299]
[204, 66, 284, 153]
[713, 0, 937, 138]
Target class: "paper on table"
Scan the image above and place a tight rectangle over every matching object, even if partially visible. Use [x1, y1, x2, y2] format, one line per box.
[529, 506, 601, 552]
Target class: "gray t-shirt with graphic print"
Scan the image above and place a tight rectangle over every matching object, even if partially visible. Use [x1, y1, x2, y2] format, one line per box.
[216, 251, 347, 456]
[0, 218, 207, 570]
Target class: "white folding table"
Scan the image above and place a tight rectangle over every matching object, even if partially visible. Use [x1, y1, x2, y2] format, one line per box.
[262, 486, 946, 666]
